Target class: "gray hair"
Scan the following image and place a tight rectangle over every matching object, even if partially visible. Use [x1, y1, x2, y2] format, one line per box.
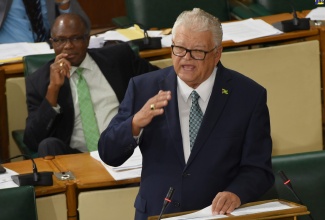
[172, 8, 223, 47]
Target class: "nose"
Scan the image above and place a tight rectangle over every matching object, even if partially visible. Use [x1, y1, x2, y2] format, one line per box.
[63, 39, 74, 49]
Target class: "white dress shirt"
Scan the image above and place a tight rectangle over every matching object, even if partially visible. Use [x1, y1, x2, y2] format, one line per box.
[177, 67, 217, 162]
[68, 53, 119, 152]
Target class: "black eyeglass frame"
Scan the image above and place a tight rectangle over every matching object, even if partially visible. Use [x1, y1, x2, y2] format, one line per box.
[50, 34, 89, 46]
[171, 44, 218, 60]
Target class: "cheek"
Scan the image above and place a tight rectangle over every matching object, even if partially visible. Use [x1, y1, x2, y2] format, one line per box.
[53, 47, 62, 55]
[172, 58, 181, 72]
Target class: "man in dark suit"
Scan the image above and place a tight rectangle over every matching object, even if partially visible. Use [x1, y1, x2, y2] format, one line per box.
[98, 8, 274, 219]
[24, 13, 158, 157]
[0, 0, 90, 43]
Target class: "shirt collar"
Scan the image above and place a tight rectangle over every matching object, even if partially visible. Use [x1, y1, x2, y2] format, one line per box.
[177, 67, 217, 103]
[70, 53, 92, 75]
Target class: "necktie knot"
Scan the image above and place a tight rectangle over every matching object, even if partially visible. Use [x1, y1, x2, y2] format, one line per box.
[190, 90, 200, 104]
[76, 67, 84, 77]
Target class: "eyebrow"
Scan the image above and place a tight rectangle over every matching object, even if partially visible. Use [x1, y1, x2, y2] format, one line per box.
[172, 41, 208, 50]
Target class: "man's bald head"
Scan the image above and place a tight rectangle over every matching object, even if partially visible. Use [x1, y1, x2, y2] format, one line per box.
[51, 13, 90, 37]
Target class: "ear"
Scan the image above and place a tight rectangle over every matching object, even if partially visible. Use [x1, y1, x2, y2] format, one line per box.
[214, 46, 223, 65]
[85, 35, 91, 47]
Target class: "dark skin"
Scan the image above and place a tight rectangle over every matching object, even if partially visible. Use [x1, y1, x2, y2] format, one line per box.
[46, 14, 90, 107]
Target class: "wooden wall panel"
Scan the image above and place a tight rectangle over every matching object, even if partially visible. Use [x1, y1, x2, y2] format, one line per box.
[78, 0, 126, 28]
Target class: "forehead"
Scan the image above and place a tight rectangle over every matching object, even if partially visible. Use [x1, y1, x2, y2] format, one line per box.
[52, 18, 86, 37]
[173, 26, 213, 48]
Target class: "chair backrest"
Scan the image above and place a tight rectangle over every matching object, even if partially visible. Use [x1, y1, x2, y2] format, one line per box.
[78, 186, 139, 220]
[23, 53, 55, 76]
[261, 150, 325, 220]
[221, 40, 322, 155]
[7, 53, 55, 159]
[6, 78, 29, 158]
[124, 0, 231, 29]
[256, 0, 321, 14]
[0, 185, 38, 220]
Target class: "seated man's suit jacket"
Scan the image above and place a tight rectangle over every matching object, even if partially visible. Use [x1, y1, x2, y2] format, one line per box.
[24, 43, 159, 152]
[98, 62, 274, 219]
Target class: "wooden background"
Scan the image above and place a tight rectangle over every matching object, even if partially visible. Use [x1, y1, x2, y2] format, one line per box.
[78, 0, 126, 28]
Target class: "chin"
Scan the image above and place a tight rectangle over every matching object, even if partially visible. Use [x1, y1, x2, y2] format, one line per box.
[69, 59, 82, 67]
[179, 71, 196, 80]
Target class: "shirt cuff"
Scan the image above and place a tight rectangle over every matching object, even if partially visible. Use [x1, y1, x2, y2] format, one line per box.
[52, 104, 61, 113]
[133, 128, 143, 144]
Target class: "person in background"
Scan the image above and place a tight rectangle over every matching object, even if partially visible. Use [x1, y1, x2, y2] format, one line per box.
[0, 0, 90, 43]
[24, 13, 159, 157]
[98, 8, 274, 220]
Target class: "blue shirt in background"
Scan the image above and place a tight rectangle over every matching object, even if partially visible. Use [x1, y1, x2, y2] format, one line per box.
[0, 0, 69, 43]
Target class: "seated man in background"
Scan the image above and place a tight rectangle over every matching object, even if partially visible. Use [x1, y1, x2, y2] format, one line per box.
[98, 8, 274, 219]
[24, 13, 159, 157]
[0, 0, 90, 43]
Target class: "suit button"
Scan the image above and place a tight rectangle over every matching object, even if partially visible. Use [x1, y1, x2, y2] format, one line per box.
[182, 172, 191, 177]
[174, 202, 181, 207]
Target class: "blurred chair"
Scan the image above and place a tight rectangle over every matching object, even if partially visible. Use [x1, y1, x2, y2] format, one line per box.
[23, 53, 56, 77]
[6, 78, 33, 159]
[256, 0, 321, 14]
[7, 53, 55, 159]
[112, 0, 232, 29]
[36, 194, 67, 220]
[260, 150, 325, 220]
[0, 185, 38, 220]
[229, 0, 272, 19]
[78, 186, 139, 220]
[230, 0, 323, 19]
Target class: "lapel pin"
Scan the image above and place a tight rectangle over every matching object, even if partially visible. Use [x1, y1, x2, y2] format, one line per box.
[222, 88, 229, 95]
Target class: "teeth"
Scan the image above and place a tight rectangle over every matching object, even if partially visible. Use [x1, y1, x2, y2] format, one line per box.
[183, 65, 194, 70]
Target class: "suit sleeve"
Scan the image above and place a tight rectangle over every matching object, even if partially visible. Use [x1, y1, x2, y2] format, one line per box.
[23, 65, 61, 152]
[98, 78, 138, 167]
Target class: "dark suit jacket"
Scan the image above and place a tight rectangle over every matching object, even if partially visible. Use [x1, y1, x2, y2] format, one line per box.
[0, 0, 90, 30]
[98, 62, 274, 219]
[24, 43, 159, 152]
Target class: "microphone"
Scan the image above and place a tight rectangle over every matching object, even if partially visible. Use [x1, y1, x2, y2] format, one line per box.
[0, 163, 6, 174]
[7, 154, 53, 186]
[127, 23, 162, 51]
[272, 0, 310, 32]
[277, 170, 314, 220]
[158, 187, 175, 220]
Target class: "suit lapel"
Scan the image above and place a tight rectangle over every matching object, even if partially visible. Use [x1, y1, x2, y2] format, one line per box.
[159, 68, 186, 166]
[88, 50, 125, 102]
[187, 63, 233, 165]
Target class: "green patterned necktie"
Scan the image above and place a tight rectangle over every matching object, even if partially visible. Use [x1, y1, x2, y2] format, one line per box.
[189, 90, 203, 150]
[76, 67, 100, 152]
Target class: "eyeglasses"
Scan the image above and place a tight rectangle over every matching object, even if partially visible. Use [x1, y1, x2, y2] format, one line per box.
[171, 45, 217, 60]
[50, 35, 88, 46]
